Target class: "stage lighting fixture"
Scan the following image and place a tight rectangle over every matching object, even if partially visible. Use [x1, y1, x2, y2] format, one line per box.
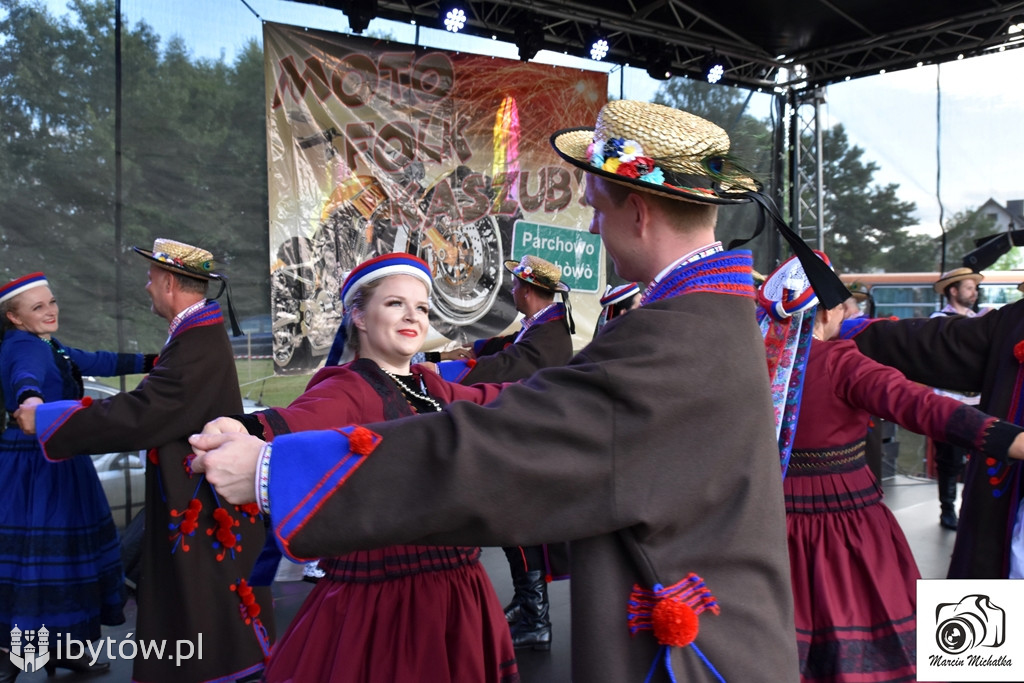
[443, 6, 467, 33]
[344, 0, 377, 34]
[646, 51, 672, 80]
[703, 52, 724, 84]
[515, 17, 544, 61]
[590, 35, 609, 61]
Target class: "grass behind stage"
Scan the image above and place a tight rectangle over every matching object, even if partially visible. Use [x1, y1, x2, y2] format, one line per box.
[92, 358, 313, 413]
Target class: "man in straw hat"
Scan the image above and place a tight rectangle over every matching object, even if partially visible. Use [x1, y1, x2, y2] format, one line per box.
[191, 100, 852, 681]
[19, 239, 274, 682]
[433, 253, 574, 652]
[926, 268, 985, 531]
[847, 271, 1024, 580]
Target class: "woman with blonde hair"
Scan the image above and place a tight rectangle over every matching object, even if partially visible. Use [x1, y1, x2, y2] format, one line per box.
[0, 273, 155, 681]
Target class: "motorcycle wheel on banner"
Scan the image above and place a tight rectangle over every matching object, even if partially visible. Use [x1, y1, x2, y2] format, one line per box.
[415, 165, 519, 341]
[270, 166, 518, 373]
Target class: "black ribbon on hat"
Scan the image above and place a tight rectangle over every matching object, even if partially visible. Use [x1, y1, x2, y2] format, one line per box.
[727, 191, 851, 310]
[211, 276, 243, 337]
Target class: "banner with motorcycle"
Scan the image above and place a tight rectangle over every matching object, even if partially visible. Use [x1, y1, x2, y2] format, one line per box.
[264, 22, 608, 373]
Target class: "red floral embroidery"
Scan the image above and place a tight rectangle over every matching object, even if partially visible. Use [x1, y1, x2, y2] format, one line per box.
[1014, 340, 1024, 363]
[231, 579, 262, 624]
[169, 498, 202, 552]
[81, 396, 93, 407]
[236, 502, 262, 523]
[208, 506, 242, 561]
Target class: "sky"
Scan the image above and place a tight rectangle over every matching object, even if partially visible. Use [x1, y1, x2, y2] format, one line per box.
[38, 0, 1024, 241]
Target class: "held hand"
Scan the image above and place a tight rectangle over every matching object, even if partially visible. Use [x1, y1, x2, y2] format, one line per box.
[1009, 432, 1024, 461]
[439, 346, 474, 361]
[13, 397, 43, 435]
[201, 416, 247, 436]
[188, 432, 262, 504]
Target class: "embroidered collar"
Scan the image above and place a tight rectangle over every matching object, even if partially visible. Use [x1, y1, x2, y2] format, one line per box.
[166, 300, 224, 343]
[649, 242, 724, 285]
[641, 250, 755, 306]
[515, 302, 568, 342]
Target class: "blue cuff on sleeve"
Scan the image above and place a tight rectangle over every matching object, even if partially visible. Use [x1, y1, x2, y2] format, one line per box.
[36, 399, 87, 461]
[270, 426, 382, 561]
[436, 359, 473, 383]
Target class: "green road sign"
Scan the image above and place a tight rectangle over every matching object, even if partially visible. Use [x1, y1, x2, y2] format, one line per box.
[511, 221, 602, 293]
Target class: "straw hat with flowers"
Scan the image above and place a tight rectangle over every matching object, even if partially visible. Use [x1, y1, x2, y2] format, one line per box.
[133, 238, 222, 281]
[550, 100, 758, 205]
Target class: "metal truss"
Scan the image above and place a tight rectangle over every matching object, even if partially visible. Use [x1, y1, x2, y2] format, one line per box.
[296, 0, 1024, 92]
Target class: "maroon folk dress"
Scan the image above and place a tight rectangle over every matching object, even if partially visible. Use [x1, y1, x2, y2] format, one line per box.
[258, 360, 518, 683]
[787, 339, 1011, 683]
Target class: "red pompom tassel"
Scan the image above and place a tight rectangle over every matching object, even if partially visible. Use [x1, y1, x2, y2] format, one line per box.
[651, 597, 700, 647]
[347, 426, 379, 455]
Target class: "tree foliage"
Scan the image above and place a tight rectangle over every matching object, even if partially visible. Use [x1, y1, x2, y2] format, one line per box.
[654, 79, 930, 274]
[0, 0, 269, 352]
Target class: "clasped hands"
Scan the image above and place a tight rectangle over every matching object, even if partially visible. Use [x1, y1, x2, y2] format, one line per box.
[189, 417, 263, 504]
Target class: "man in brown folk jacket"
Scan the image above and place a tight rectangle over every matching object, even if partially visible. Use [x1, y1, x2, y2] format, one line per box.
[193, 101, 816, 681]
[435, 253, 575, 651]
[25, 239, 274, 682]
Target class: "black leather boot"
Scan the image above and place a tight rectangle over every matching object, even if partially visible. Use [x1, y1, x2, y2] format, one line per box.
[502, 546, 527, 625]
[510, 569, 551, 651]
[503, 599, 521, 625]
[938, 472, 958, 530]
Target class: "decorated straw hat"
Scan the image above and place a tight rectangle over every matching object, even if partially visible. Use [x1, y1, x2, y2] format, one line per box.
[504, 255, 570, 293]
[846, 281, 869, 302]
[933, 267, 983, 294]
[340, 253, 433, 309]
[133, 238, 221, 281]
[0, 272, 49, 305]
[550, 100, 758, 205]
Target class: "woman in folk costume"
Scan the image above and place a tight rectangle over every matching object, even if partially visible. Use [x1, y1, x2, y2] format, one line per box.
[202, 253, 518, 683]
[758, 254, 1024, 683]
[0, 273, 156, 681]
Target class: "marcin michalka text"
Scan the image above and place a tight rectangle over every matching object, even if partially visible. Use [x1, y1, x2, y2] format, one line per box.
[929, 654, 1013, 667]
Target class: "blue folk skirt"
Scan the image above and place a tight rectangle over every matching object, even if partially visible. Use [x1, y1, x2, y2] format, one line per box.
[0, 427, 125, 649]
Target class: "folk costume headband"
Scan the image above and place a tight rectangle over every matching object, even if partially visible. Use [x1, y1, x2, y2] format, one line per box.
[0, 272, 49, 305]
[600, 282, 640, 307]
[340, 253, 433, 309]
[326, 253, 434, 367]
[550, 100, 850, 309]
[133, 238, 242, 336]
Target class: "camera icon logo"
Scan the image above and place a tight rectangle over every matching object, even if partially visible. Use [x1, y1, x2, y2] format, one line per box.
[935, 594, 1005, 655]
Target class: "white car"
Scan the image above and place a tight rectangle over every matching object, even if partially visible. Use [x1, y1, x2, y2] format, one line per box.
[84, 379, 263, 530]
